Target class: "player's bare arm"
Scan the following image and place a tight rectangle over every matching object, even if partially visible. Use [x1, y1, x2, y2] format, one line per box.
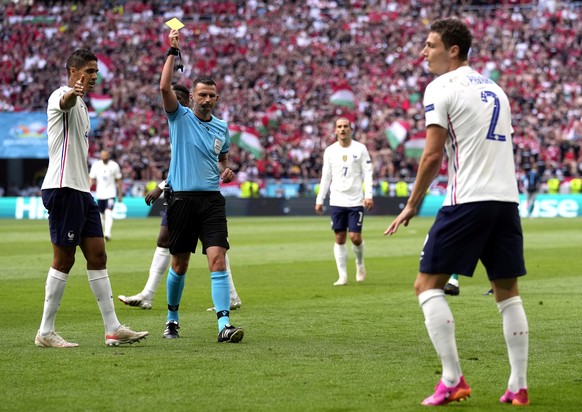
[145, 186, 163, 206]
[116, 178, 123, 203]
[384, 124, 446, 236]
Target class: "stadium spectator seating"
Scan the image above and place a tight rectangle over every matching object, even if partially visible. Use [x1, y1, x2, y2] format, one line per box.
[1, 0, 580, 194]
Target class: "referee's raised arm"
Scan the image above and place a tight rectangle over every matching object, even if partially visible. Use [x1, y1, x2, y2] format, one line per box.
[160, 29, 180, 113]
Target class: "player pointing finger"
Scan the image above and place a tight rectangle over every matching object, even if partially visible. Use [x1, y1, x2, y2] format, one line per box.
[73, 75, 85, 97]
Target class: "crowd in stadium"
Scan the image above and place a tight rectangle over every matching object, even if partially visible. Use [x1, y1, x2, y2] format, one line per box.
[1, 0, 581, 195]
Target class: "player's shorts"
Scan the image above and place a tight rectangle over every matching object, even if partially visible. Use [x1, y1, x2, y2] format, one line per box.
[419, 201, 526, 280]
[329, 205, 365, 233]
[167, 191, 229, 255]
[96, 198, 115, 213]
[41, 188, 103, 246]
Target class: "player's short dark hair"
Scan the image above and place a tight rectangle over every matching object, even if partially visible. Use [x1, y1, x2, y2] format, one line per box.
[66, 49, 98, 76]
[335, 117, 352, 128]
[172, 83, 190, 106]
[430, 18, 472, 61]
[192, 77, 217, 89]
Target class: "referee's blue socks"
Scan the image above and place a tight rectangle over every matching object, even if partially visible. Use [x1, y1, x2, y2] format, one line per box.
[211, 271, 230, 331]
[167, 267, 186, 323]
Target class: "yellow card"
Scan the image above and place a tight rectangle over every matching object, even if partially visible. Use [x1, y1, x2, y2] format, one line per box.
[165, 17, 185, 30]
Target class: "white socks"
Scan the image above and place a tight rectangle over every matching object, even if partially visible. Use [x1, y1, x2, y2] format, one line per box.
[40, 268, 123, 335]
[87, 269, 121, 333]
[225, 254, 240, 301]
[498, 296, 529, 392]
[142, 247, 171, 300]
[139, 248, 241, 302]
[352, 241, 364, 266]
[333, 243, 348, 281]
[418, 290, 529, 392]
[419, 289, 462, 387]
[39, 268, 69, 335]
[103, 209, 113, 238]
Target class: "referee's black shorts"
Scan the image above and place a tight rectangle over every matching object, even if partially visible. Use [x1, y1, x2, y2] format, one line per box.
[167, 191, 229, 255]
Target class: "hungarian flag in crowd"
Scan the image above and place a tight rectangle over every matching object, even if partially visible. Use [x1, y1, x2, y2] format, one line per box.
[404, 137, 426, 159]
[89, 94, 113, 113]
[263, 104, 282, 128]
[95, 53, 114, 85]
[258, 104, 283, 135]
[229, 125, 263, 158]
[329, 87, 355, 109]
[385, 120, 410, 150]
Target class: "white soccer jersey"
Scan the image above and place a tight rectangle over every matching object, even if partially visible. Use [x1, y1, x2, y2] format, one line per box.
[89, 159, 122, 199]
[41, 86, 91, 192]
[316, 140, 373, 207]
[423, 66, 519, 206]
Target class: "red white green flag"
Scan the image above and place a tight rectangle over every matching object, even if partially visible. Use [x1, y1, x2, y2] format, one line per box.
[404, 137, 426, 159]
[330, 88, 355, 109]
[89, 93, 113, 113]
[95, 53, 114, 85]
[229, 125, 263, 158]
[385, 120, 410, 150]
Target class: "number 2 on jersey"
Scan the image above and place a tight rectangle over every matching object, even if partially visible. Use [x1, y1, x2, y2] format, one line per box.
[481, 91, 506, 142]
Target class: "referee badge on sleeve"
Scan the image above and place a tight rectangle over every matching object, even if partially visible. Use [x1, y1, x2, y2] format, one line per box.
[214, 138, 223, 155]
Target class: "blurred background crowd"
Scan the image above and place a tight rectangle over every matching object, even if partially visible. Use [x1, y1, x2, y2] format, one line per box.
[1, 0, 581, 197]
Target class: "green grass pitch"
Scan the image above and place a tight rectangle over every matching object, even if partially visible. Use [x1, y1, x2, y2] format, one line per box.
[1, 216, 581, 411]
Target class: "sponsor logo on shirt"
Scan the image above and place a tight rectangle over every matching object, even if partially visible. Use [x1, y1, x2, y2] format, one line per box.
[425, 104, 435, 113]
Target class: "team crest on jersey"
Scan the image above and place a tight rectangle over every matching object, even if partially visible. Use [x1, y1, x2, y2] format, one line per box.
[213, 138, 223, 155]
[342, 155, 347, 162]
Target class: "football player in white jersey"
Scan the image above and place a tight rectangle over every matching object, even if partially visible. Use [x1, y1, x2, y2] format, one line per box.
[89, 150, 123, 240]
[385, 18, 529, 406]
[315, 117, 374, 286]
[37, 49, 148, 348]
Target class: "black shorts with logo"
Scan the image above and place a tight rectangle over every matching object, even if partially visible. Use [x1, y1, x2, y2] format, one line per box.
[167, 191, 229, 255]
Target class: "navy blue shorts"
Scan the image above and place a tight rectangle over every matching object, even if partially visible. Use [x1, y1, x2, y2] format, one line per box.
[97, 198, 115, 213]
[41, 188, 103, 246]
[167, 191, 229, 255]
[329, 205, 365, 233]
[419, 201, 526, 280]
